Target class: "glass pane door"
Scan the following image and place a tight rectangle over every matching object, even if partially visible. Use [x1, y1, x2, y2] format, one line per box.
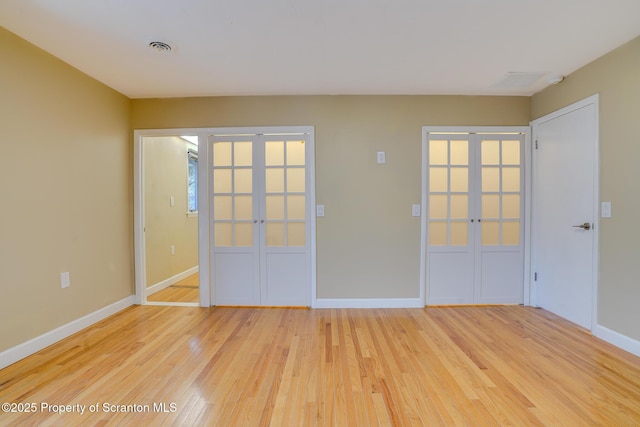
[210, 136, 259, 306]
[427, 137, 472, 249]
[479, 137, 522, 247]
[474, 134, 524, 304]
[212, 139, 254, 247]
[426, 134, 475, 305]
[264, 138, 306, 248]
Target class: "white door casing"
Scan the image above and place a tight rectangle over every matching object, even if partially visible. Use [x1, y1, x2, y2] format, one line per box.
[531, 96, 599, 330]
[209, 128, 315, 307]
[422, 127, 530, 306]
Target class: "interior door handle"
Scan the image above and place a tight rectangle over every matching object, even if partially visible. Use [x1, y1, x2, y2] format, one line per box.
[572, 222, 591, 230]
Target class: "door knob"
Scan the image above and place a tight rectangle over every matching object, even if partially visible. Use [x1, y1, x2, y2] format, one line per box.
[572, 222, 591, 230]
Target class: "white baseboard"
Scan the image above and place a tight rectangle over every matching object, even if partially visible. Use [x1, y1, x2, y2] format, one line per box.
[146, 265, 198, 296]
[314, 298, 424, 309]
[593, 324, 640, 358]
[0, 296, 135, 370]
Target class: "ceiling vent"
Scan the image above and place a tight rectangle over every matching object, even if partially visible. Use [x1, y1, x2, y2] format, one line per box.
[495, 72, 545, 88]
[148, 41, 173, 54]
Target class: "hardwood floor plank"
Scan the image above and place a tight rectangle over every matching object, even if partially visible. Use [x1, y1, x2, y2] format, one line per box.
[146, 273, 199, 303]
[2, 306, 640, 426]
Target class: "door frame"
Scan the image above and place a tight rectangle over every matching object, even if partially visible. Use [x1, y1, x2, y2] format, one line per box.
[420, 126, 532, 306]
[530, 95, 600, 331]
[135, 126, 316, 308]
[134, 128, 211, 307]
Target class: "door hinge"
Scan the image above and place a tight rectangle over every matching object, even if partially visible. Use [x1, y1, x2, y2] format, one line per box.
[535, 140, 539, 149]
[534, 272, 538, 281]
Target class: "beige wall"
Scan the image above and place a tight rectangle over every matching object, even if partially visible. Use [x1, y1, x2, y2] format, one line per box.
[0, 28, 132, 352]
[144, 136, 198, 286]
[532, 36, 640, 341]
[133, 95, 530, 299]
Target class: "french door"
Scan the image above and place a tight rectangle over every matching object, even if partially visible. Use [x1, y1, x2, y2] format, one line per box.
[209, 130, 313, 306]
[425, 132, 525, 305]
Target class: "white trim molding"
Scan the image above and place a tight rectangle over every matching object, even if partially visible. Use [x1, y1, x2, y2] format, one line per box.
[146, 265, 199, 296]
[0, 296, 134, 370]
[315, 298, 424, 309]
[594, 325, 640, 358]
[421, 126, 532, 307]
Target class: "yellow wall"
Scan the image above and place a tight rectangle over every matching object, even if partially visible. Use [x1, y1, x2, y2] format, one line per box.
[144, 136, 198, 286]
[0, 28, 132, 352]
[133, 95, 530, 299]
[531, 36, 640, 341]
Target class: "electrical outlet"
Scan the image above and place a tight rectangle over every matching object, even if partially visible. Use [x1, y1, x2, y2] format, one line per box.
[170, 245, 175, 255]
[61, 272, 70, 288]
[376, 151, 386, 164]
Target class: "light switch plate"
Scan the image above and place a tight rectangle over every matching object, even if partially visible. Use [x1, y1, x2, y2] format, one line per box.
[316, 205, 325, 217]
[376, 151, 386, 164]
[412, 204, 421, 217]
[601, 201, 612, 218]
[61, 272, 70, 288]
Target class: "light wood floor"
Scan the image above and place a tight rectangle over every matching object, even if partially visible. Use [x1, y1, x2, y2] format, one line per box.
[1, 306, 639, 426]
[146, 273, 199, 303]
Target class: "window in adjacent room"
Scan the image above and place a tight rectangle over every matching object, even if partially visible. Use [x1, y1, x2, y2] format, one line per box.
[187, 149, 198, 213]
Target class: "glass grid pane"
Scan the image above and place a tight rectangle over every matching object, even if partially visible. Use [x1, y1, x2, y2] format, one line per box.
[287, 195, 305, 220]
[450, 222, 468, 246]
[213, 169, 232, 194]
[215, 223, 232, 246]
[213, 142, 232, 167]
[482, 221, 500, 246]
[288, 222, 306, 246]
[266, 168, 285, 193]
[502, 168, 520, 192]
[450, 168, 468, 192]
[234, 169, 252, 193]
[234, 142, 252, 167]
[429, 222, 447, 246]
[429, 195, 448, 219]
[430, 168, 448, 192]
[266, 223, 285, 247]
[429, 140, 448, 165]
[450, 195, 468, 220]
[481, 140, 500, 165]
[502, 140, 520, 165]
[235, 223, 253, 247]
[266, 141, 284, 166]
[502, 222, 520, 245]
[287, 168, 305, 192]
[286, 141, 305, 166]
[450, 140, 468, 165]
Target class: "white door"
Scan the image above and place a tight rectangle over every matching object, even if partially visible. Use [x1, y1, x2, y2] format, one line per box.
[532, 97, 598, 329]
[426, 132, 525, 305]
[210, 131, 313, 306]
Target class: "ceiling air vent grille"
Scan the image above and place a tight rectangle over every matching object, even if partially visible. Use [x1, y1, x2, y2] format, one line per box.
[495, 72, 544, 88]
[148, 41, 173, 54]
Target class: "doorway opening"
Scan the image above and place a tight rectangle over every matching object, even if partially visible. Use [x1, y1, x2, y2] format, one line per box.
[134, 131, 202, 307]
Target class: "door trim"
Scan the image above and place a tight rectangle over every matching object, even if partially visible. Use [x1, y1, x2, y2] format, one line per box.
[420, 126, 532, 306]
[135, 126, 315, 308]
[134, 128, 210, 307]
[202, 126, 316, 307]
[530, 94, 600, 331]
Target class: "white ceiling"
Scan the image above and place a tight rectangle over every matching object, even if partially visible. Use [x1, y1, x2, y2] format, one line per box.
[2, 0, 639, 98]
